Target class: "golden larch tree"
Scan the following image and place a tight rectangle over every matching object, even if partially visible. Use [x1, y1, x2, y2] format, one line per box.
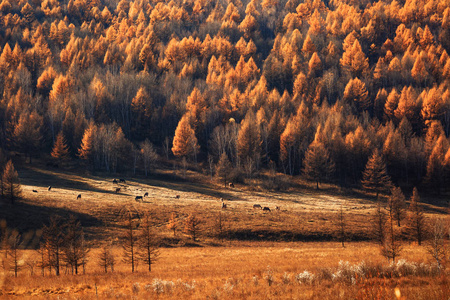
[407, 187, 426, 245]
[343, 77, 370, 112]
[78, 122, 96, 162]
[361, 149, 392, 199]
[172, 114, 199, 159]
[2, 160, 21, 204]
[303, 140, 335, 189]
[51, 131, 70, 163]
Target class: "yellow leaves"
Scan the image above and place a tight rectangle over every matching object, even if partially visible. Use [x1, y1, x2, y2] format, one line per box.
[340, 38, 369, 78]
[308, 52, 322, 77]
[343, 77, 369, 111]
[222, 2, 240, 23]
[172, 114, 199, 158]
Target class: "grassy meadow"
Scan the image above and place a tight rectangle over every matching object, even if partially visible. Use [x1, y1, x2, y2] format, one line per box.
[0, 162, 448, 299]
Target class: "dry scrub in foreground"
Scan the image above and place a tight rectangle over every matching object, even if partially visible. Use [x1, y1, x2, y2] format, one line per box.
[0, 242, 448, 299]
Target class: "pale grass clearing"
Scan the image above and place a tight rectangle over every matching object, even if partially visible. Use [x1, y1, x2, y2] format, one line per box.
[18, 166, 377, 216]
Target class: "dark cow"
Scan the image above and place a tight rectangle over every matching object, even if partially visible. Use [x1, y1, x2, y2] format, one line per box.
[77, 194, 82, 200]
[276, 206, 280, 211]
[48, 186, 52, 191]
[144, 192, 149, 197]
[32, 190, 38, 193]
[222, 202, 227, 209]
[175, 195, 180, 199]
[135, 196, 143, 202]
[229, 182, 235, 188]
[262, 207, 271, 212]
[115, 188, 121, 193]
[119, 179, 126, 183]
[253, 204, 262, 209]
[113, 179, 118, 184]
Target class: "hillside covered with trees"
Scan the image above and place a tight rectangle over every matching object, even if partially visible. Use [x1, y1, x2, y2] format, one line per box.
[1, 0, 450, 193]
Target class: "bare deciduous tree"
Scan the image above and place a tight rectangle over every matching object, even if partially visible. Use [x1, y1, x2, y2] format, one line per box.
[7, 230, 23, 277]
[337, 205, 346, 247]
[139, 213, 160, 272]
[381, 214, 402, 263]
[42, 216, 65, 276]
[122, 211, 139, 272]
[427, 219, 447, 271]
[184, 214, 203, 241]
[167, 212, 178, 236]
[62, 215, 89, 275]
[98, 241, 115, 273]
[373, 202, 386, 244]
[408, 187, 426, 245]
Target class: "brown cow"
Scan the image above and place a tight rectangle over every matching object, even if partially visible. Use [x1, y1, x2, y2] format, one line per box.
[115, 188, 121, 193]
[276, 206, 280, 211]
[229, 182, 235, 188]
[262, 207, 271, 212]
[222, 202, 227, 209]
[253, 204, 262, 209]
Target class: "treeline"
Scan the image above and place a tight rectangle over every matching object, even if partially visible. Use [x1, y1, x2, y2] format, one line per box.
[0, 212, 160, 276]
[1, 0, 450, 191]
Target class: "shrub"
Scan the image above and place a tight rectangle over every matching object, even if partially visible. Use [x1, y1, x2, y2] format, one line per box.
[296, 270, 315, 284]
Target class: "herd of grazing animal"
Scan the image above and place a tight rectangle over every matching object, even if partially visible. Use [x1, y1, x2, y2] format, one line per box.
[41, 171, 281, 211]
[252, 204, 280, 212]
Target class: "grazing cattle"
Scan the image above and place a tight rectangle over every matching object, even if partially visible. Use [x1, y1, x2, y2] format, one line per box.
[175, 195, 180, 199]
[48, 186, 52, 191]
[115, 188, 121, 193]
[262, 207, 271, 212]
[77, 194, 82, 200]
[119, 179, 126, 183]
[253, 204, 262, 209]
[276, 206, 280, 211]
[113, 179, 118, 184]
[229, 182, 235, 188]
[144, 192, 148, 197]
[135, 196, 143, 202]
[32, 190, 38, 193]
[222, 202, 227, 209]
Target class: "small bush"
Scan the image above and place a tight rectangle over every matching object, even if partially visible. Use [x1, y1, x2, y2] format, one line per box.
[264, 266, 274, 286]
[152, 279, 174, 294]
[282, 272, 292, 284]
[296, 270, 315, 284]
[252, 275, 259, 286]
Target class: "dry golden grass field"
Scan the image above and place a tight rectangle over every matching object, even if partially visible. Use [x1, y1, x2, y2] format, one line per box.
[0, 163, 449, 299]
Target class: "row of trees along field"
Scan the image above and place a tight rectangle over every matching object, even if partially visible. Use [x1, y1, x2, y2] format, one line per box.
[0, 185, 447, 277]
[1, 0, 450, 191]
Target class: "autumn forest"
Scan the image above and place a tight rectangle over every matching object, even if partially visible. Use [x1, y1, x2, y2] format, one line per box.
[1, 0, 450, 192]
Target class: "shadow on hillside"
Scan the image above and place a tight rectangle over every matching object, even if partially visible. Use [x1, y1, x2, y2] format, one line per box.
[228, 229, 372, 242]
[130, 172, 242, 201]
[18, 166, 120, 196]
[0, 200, 100, 248]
